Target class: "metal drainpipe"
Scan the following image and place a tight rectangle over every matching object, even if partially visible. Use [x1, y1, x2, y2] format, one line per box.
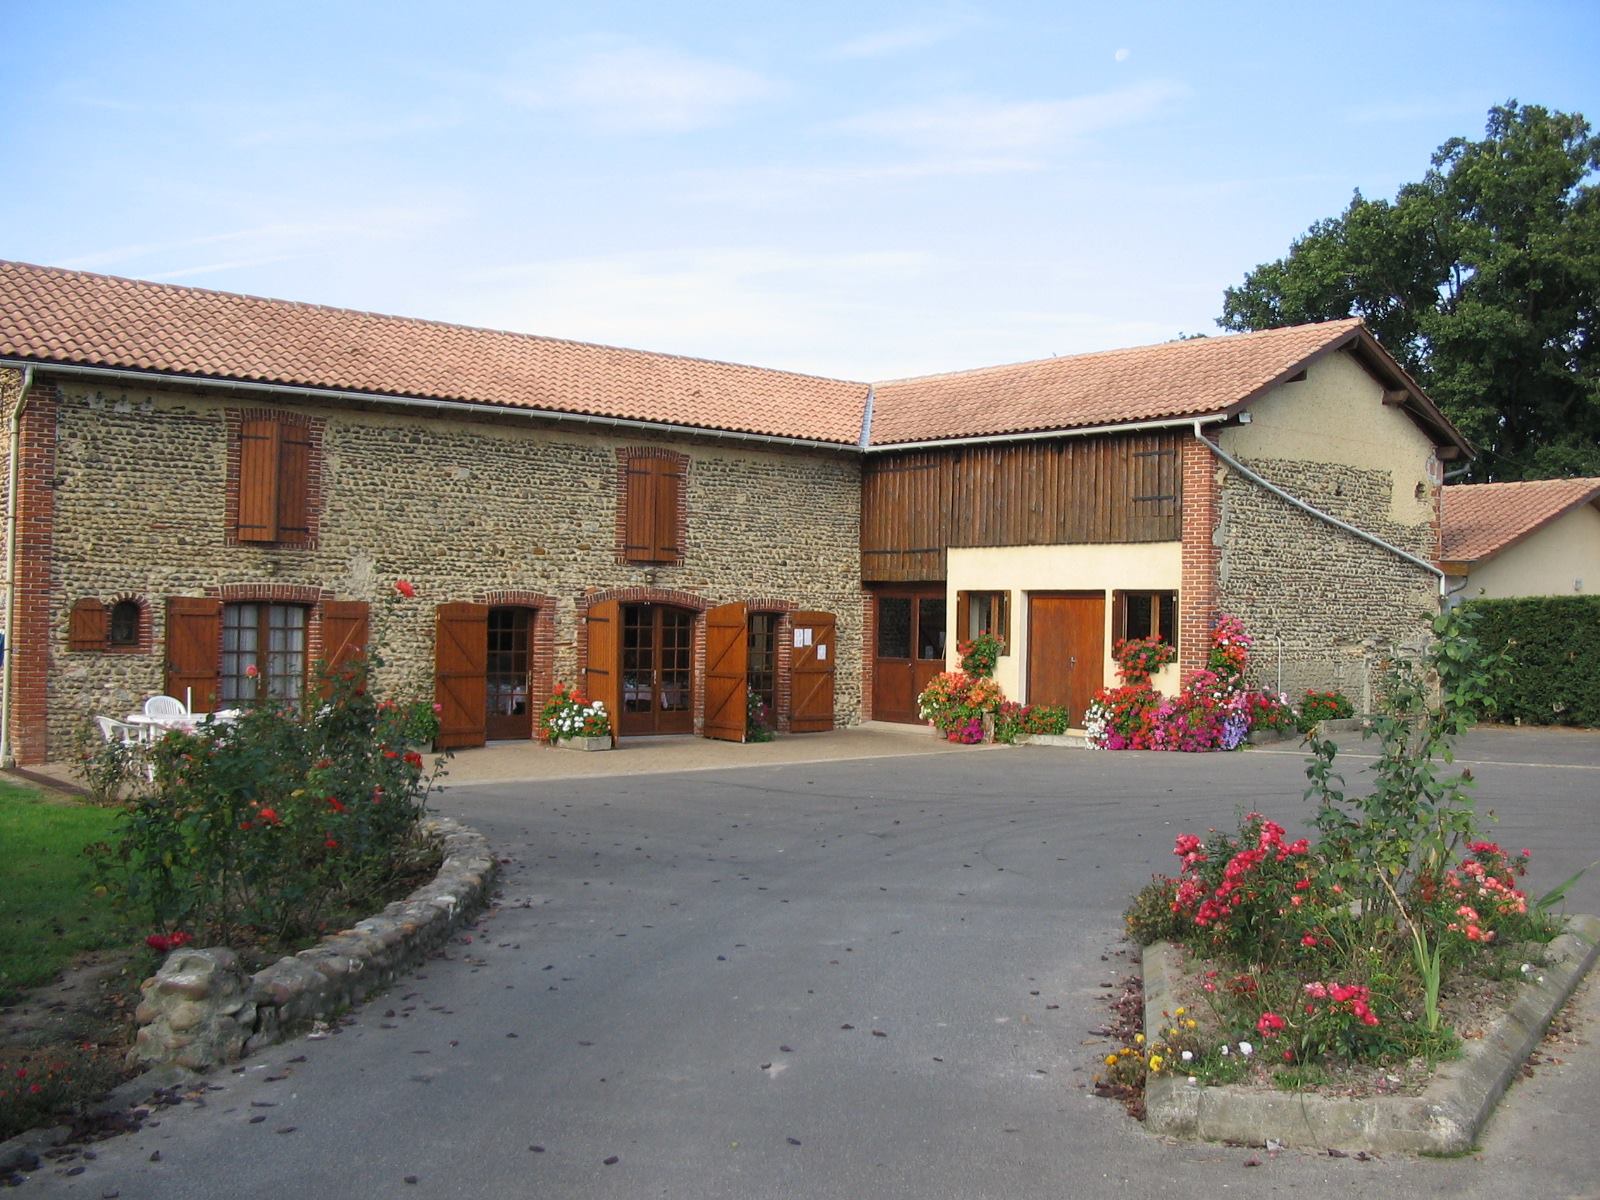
[2, 365, 36, 766]
[1194, 420, 1447, 598]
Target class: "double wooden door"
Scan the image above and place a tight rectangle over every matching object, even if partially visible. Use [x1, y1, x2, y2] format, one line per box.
[872, 587, 947, 724]
[619, 604, 695, 735]
[1026, 593, 1105, 727]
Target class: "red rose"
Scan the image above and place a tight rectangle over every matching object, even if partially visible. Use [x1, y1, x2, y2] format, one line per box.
[257, 807, 280, 824]
[395, 579, 416, 598]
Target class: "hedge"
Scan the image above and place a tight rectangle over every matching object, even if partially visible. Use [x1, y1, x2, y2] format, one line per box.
[1463, 596, 1600, 727]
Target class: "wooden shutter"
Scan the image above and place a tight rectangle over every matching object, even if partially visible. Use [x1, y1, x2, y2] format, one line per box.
[653, 460, 683, 561]
[319, 600, 369, 697]
[703, 602, 748, 742]
[955, 592, 970, 644]
[165, 597, 222, 712]
[790, 611, 836, 733]
[993, 592, 1011, 648]
[237, 419, 282, 542]
[623, 459, 659, 563]
[434, 602, 489, 750]
[584, 600, 622, 746]
[69, 598, 108, 651]
[276, 423, 312, 542]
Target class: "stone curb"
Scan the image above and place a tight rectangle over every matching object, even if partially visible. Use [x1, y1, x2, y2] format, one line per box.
[1142, 914, 1600, 1153]
[1014, 733, 1090, 749]
[127, 815, 497, 1072]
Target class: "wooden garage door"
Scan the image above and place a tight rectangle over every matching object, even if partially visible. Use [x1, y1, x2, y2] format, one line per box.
[434, 602, 488, 750]
[1026, 594, 1104, 727]
[791, 611, 835, 733]
[703, 602, 748, 742]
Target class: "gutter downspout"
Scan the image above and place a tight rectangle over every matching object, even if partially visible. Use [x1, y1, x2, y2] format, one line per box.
[1194, 420, 1447, 598]
[2, 365, 36, 767]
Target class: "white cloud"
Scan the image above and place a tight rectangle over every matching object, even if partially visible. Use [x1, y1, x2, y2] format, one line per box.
[505, 44, 779, 134]
[831, 14, 973, 60]
[1114, 47, 1131, 63]
[835, 81, 1186, 154]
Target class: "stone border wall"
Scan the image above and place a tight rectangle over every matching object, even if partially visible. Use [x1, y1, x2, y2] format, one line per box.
[128, 816, 496, 1072]
[1143, 914, 1600, 1153]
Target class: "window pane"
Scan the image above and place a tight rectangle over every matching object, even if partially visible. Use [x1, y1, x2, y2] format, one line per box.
[1124, 594, 1154, 642]
[221, 604, 259, 704]
[877, 597, 911, 659]
[109, 601, 140, 646]
[1159, 593, 1178, 650]
[917, 598, 946, 660]
[969, 593, 997, 640]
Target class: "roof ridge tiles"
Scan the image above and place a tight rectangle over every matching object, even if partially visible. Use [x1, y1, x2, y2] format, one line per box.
[0, 260, 870, 389]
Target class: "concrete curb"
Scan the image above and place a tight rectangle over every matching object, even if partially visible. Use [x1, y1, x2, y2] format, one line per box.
[1143, 914, 1600, 1153]
[1014, 733, 1090, 749]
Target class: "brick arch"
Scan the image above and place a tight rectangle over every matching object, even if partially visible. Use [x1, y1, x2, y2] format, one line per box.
[106, 592, 154, 654]
[206, 584, 335, 686]
[474, 590, 558, 719]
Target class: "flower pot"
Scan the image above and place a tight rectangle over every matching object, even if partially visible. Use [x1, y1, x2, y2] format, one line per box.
[558, 735, 612, 752]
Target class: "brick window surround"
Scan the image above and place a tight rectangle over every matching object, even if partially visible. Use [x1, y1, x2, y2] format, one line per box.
[615, 447, 689, 565]
[224, 408, 325, 548]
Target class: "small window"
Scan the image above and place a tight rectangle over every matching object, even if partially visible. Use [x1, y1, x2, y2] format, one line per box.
[222, 602, 308, 707]
[916, 597, 946, 661]
[1117, 591, 1178, 650]
[876, 596, 911, 659]
[956, 590, 1010, 649]
[747, 612, 778, 712]
[108, 599, 141, 648]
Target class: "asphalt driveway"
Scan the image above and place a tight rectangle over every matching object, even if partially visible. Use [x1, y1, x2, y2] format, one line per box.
[21, 728, 1600, 1199]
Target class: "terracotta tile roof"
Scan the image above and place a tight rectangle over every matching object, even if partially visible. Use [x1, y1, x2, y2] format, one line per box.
[0, 260, 871, 445]
[1441, 478, 1600, 564]
[867, 319, 1371, 445]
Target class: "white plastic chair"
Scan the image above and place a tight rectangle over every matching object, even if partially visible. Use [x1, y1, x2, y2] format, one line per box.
[143, 695, 188, 719]
[94, 715, 141, 745]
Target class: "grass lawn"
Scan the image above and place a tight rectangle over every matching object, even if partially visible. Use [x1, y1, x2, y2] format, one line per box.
[0, 778, 127, 1003]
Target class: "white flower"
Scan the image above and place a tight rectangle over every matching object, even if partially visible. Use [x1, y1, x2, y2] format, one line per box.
[1188, 1075, 1198, 1084]
[1239, 1041, 1254, 1057]
[1181, 1050, 1193, 1062]
[1219, 1045, 1230, 1056]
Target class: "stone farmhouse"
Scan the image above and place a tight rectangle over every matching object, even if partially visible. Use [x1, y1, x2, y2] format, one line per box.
[0, 261, 1470, 765]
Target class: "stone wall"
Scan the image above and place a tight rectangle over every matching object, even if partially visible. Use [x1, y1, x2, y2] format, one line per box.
[36, 378, 863, 762]
[1215, 455, 1440, 700]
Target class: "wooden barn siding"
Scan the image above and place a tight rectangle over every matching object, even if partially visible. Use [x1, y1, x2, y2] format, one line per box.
[860, 432, 1182, 581]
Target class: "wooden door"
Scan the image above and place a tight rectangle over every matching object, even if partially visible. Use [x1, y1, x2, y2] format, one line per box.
[1026, 594, 1105, 727]
[585, 600, 622, 746]
[703, 602, 748, 742]
[165, 597, 221, 712]
[871, 588, 947, 723]
[620, 605, 696, 736]
[434, 602, 488, 750]
[485, 607, 533, 741]
[791, 611, 836, 732]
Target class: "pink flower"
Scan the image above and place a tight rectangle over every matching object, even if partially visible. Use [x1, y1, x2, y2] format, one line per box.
[395, 579, 416, 598]
[245, 663, 259, 678]
[1301, 934, 1317, 947]
[1256, 1012, 1286, 1037]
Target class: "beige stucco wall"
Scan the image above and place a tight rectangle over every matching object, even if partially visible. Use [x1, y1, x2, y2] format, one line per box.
[42, 379, 864, 760]
[1221, 350, 1440, 527]
[1463, 503, 1600, 600]
[945, 542, 1182, 701]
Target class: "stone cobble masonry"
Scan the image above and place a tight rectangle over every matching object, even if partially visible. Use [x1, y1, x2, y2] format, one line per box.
[36, 379, 862, 762]
[1217, 454, 1439, 699]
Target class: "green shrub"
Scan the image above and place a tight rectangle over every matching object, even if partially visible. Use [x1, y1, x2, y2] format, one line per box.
[1297, 689, 1354, 731]
[1022, 704, 1072, 735]
[91, 621, 442, 944]
[1463, 595, 1600, 727]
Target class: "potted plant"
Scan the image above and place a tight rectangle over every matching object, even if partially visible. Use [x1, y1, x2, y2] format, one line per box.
[540, 684, 613, 750]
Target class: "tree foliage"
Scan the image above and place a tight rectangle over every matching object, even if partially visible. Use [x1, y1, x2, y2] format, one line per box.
[1220, 102, 1600, 481]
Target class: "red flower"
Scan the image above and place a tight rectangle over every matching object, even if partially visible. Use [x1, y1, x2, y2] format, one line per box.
[257, 807, 280, 825]
[1256, 1011, 1286, 1037]
[326, 796, 345, 813]
[395, 579, 416, 598]
[403, 750, 424, 769]
[1301, 934, 1318, 947]
[245, 663, 260, 678]
[324, 837, 339, 850]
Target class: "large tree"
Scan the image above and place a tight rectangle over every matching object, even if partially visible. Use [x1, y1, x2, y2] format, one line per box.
[1220, 102, 1600, 481]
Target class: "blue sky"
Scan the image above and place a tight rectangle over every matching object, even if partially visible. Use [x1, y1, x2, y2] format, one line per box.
[4, 1, 1597, 379]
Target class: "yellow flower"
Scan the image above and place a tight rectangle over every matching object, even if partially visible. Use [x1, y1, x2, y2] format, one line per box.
[1105, 1054, 1118, 1065]
[1174, 1007, 1187, 1017]
[1185, 1019, 1198, 1029]
[1134, 1033, 1145, 1045]
[1148, 1054, 1164, 1072]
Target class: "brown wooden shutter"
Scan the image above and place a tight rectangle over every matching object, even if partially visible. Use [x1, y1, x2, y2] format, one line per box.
[653, 459, 683, 561]
[237, 419, 282, 542]
[703, 602, 748, 742]
[434, 602, 489, 750]
[319, 600, 369, 697]
[68, 599, 108, 650]
[584, 600, 622, 746]
[623, 458, 658, 563]
[955, 592, 971, 644]
[276, 422, 312, 542]
[790, 611, 836, 733]
[165, 597, 222, 712]
[994, 592, 1011, 648]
